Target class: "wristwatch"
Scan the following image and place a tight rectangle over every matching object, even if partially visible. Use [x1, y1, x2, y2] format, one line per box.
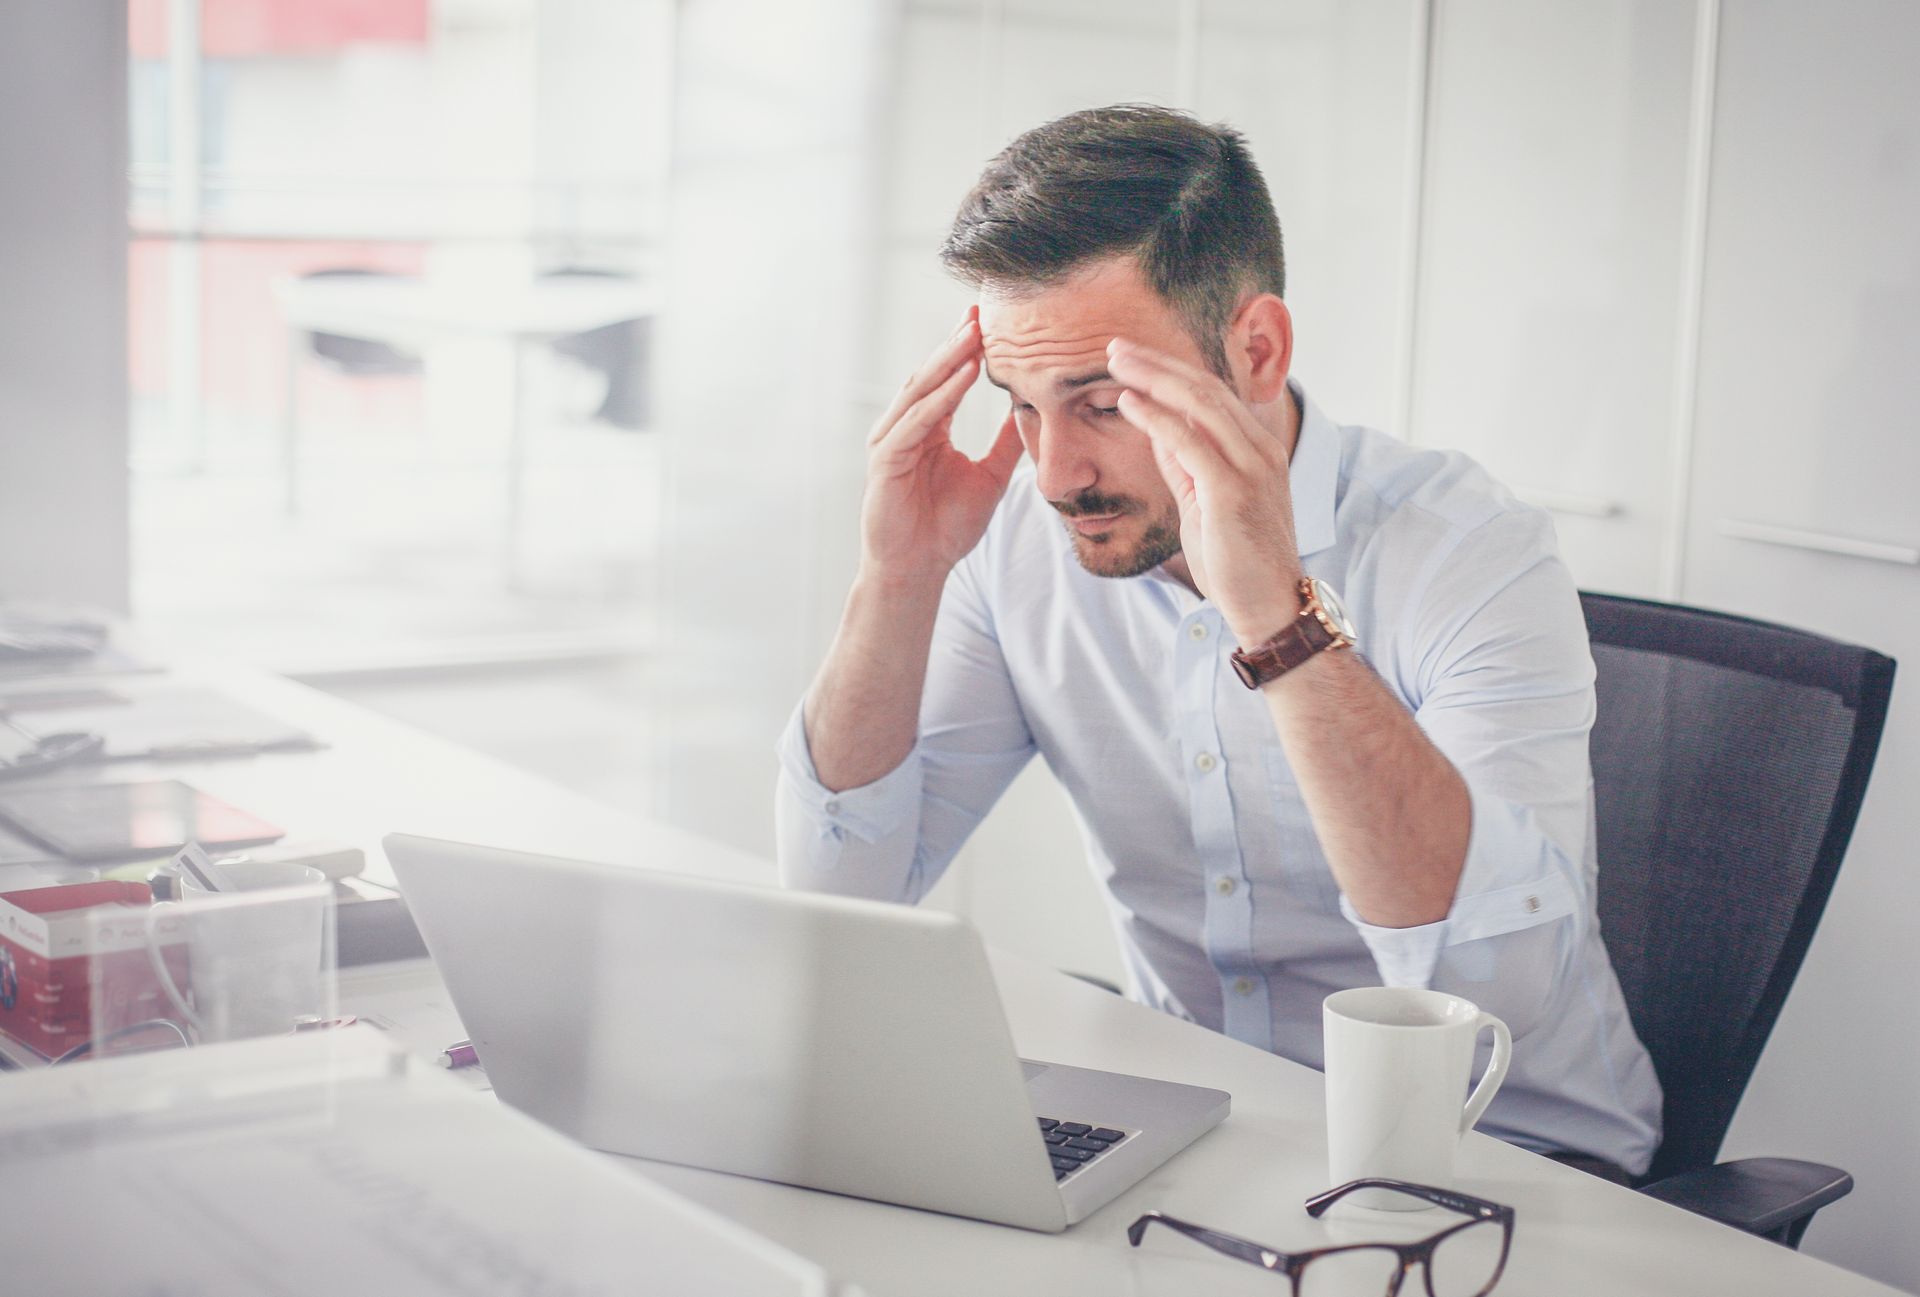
[1229, 577, 1357, 689]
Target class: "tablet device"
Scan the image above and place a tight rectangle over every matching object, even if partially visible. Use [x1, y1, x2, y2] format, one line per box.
[0, 779, 286, 861]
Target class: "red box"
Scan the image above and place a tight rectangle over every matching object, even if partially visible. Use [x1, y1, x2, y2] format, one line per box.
[0, 881, 189, 1062]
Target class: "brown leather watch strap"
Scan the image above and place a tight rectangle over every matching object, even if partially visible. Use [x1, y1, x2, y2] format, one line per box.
[1229, 578, 1354, 689]
[1230, 613, 1337, 689]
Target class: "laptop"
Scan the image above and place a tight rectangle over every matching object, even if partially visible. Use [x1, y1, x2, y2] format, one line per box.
[384, 833, 1229, 1232]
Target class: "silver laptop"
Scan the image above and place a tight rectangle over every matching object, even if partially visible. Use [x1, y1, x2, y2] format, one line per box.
[384, 833, 1229, 1233]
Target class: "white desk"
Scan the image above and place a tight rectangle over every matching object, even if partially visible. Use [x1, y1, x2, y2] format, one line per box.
[2, 663, 1908, 1296]
[335, 951, 1908, 1297]
[271, 275, 656, 581]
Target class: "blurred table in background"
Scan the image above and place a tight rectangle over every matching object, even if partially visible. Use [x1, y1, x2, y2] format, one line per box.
[273, 273, 657, 583]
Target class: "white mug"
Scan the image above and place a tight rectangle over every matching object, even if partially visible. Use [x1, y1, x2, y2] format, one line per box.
[144, 861, 332, 1043]
[1323, 987, 1512, 1209]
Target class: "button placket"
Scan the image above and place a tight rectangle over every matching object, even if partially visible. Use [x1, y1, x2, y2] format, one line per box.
[1175, 605, 1269, 1051]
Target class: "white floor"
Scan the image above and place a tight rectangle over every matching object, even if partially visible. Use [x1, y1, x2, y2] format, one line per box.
[129, 389, 662, 676]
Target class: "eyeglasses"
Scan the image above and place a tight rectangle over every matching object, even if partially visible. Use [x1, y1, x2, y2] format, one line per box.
[1127, 1179, 1515, 1297]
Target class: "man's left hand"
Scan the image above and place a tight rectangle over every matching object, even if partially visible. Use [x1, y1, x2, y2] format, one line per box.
[1107, 338, 1302, 646]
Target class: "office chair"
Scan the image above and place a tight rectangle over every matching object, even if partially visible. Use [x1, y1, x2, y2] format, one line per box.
[540, 266, 650, 431]
[1580, 592, 1896, 1247]
[299, 267, 426, 376]
[284, 267, 425, 514]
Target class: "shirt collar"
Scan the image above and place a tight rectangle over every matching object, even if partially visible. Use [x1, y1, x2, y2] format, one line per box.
[1287, 377, 1340, 559]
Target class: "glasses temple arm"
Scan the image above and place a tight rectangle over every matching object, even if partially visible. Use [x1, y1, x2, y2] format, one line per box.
[1305, 1178, 1507, 1220]
[1127, 1213, 1294, 1270]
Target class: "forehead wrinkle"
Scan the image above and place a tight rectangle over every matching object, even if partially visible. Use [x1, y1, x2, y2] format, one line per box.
[981, 328, 1116, 359]
[982, 362, 1117, 397]
[982, 330, 1123, 396]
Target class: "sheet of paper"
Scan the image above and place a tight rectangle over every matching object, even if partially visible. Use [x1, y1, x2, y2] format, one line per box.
[0, 681, 318, 760]
[0, 1028, 831, 1297]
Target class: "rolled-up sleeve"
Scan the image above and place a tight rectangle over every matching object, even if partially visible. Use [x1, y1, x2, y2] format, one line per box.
[775, 707, 928, 899]
[1346, 509, 1598, 1035]
[775, 550, 1037, 905]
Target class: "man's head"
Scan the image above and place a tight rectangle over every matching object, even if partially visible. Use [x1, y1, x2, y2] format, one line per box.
[940, 104, 1285, 383]
[941, 106, 1291, 579]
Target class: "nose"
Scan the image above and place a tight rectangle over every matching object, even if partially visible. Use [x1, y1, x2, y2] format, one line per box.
[1026, 412, 1097, 504]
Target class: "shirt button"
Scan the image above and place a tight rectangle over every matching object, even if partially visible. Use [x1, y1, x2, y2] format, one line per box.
[1524, 895, 1541, 913]
[824, 799, 841, 816]
[1214, 876, 1236, 897]
[1194, 752, 1218, 773]
[1188, 623, 1208, 640]
[1233, 977, 1255, 996]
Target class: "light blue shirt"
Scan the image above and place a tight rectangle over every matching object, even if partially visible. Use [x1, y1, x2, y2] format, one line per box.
[776, 381, 1663, 1175]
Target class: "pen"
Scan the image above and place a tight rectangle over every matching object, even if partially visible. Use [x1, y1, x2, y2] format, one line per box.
[440, 1038, 480, 1069]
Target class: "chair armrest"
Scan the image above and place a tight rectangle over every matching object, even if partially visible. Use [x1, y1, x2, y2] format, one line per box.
[1638, 1157, 1853, 1247]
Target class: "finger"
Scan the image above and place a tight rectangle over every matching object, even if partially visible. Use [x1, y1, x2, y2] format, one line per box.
[873, 355, 980, 460]
[871, 314, 982, 442]
[871, 313, 977, 442]
[1145, 416, 1198, 512]
[1121, 387, 1190, 510]
[976, 410, 1025, 487]
[1116, 387, 1227, 496]
[1105, 341, 1270, 474]
[1109, 336, 1217, 388]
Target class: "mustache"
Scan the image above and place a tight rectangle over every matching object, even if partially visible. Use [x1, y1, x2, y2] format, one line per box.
[1050, 490, 1138, 519]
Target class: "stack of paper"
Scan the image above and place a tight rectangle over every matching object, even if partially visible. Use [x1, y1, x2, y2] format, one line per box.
[0, 1026, 834, 1296]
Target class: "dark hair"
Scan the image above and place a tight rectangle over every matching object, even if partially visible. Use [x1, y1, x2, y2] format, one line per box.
[940, 104, 1285, 379]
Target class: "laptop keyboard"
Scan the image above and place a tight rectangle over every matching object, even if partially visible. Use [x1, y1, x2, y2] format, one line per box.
[1037, 1118, 1129, 1181]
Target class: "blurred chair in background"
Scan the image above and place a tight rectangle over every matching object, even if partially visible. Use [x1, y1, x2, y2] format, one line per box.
[284, 267, 425, 515]
[540, 266, 651, 432]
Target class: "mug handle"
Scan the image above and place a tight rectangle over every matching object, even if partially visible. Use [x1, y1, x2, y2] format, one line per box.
[144, 901, 203, 1039]
[1460, 1010, 1513, 1134]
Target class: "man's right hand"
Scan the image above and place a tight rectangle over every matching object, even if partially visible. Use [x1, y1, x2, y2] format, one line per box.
[804, 310, 1022, 793]
[860, 308, 1024, 587]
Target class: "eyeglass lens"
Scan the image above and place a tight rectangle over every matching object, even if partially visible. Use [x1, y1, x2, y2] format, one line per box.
[1298, 1245, 1401, 1297]
[1425, 1219, 1506, 1297]
[1292, 1220, 1504, 1297]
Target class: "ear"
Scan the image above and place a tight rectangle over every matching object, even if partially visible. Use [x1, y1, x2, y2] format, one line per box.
[1229, 293, 1293, 405]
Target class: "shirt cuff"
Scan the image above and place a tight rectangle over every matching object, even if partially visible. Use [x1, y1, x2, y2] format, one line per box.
[775, 703, 923, 844]
[1338, 896, 1449, 988]
[1337, 784, 1581, 987]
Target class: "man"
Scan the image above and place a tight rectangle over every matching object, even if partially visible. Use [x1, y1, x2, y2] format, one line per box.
[775, 105, 1661, 1180]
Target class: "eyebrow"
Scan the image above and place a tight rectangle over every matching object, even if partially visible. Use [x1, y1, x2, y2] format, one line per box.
[983, 366, 1117, 396]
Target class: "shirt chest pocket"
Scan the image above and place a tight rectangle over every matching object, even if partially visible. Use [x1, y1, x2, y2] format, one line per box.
[1259, 746, 1343, 910]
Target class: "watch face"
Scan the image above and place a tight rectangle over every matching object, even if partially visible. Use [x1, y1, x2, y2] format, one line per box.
[1309, 579, 1358, 640]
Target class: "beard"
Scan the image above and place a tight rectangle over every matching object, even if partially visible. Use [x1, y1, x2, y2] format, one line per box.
[1052, 489, 1184, 579]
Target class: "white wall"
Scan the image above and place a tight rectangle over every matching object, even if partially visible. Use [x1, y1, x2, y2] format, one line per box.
[1409, 0, 1699, 597]
[0, 2, 130, 612]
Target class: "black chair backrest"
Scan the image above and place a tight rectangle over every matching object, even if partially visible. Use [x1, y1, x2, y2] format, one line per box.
[1581, 593, 1895, 1183]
